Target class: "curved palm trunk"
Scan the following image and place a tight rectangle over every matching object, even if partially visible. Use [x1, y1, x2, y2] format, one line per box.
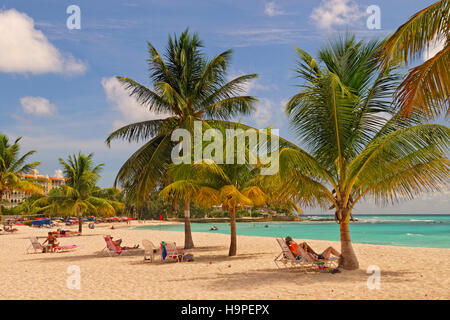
[184, 198, 194, 249]
[77, 206, 82, 234]
[339, 220, 359, 270]
[229, 206, 237, 256]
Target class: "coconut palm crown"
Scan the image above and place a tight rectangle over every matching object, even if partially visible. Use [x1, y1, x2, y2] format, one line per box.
[106, 29, 258, 199]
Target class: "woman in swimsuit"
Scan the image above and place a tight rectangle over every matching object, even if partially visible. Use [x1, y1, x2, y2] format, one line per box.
[285, 236, 341, 261]
[42, 232, 59, 252]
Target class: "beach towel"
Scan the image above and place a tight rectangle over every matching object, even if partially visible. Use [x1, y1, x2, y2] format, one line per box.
[161, 241, 168, 260]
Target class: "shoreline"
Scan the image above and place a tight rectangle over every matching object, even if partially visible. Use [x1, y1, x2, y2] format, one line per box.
[133, 221, 450, 250]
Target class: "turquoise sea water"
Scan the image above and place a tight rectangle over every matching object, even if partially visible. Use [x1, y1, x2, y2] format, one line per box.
[135, 215, 450, 249]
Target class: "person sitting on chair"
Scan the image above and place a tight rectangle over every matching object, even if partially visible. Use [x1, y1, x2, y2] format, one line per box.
[108, 235, 139, 249]
[42, 232, 59, 252]
[285, 236, 341, 261]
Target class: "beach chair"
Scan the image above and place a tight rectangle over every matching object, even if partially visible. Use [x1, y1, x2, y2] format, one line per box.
[274, 238, 310, 269]
[295, 245, 339, 271]
[102, 236, 140, 256]
[27, 237, 45, 254]
[142, 239, 159, 263]
[160, 241, 182, 262]
[274, 238, 338, 271]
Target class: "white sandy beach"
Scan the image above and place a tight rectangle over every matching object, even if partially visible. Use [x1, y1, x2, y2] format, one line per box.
[1, 222, 449, 300]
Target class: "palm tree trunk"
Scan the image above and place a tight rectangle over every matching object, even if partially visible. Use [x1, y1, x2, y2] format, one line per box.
[184, 198, 194, 249]
[77, 206, 82, 233]
[229, 206, 237, 256]
[339, 219, 359, 270]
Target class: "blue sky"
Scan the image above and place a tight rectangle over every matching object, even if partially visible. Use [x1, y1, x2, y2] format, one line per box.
[0, 0, 448, 214]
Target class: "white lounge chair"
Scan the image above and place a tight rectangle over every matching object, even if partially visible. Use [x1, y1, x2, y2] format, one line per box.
[142, 239, 159, 263]
[274, 238, 310, 269]
[160, 241, 183, 262]
[27, 237, 45, 254]
[295, 242, 339, 270]
[274, 237, 338, 271]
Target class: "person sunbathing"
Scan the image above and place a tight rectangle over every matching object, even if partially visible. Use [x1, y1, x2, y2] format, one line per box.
[285, 236, 341, 261]
[55, 229, 79, 236]
[4, 226, 18, 232]
[42, 232, 60, 251]
[109, 235, 139, 249]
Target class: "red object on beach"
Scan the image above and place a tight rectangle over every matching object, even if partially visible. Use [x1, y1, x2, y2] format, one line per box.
[159, 214, 163, 220]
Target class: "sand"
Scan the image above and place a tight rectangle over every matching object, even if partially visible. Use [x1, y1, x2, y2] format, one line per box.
[0, 221, 449, 300]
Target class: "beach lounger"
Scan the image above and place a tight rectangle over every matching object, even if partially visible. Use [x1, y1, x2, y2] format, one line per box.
[274, 238, 310, 269]
[142, 239, 159, 263]
[160, 241, 182, 262]
[295, 243, 339, 270]
[274, 238, 338, 271]
[102, 236, 141, 256]
[27, 237, 45, 254]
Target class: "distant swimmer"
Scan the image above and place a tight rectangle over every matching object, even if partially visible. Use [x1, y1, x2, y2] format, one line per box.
[264, 224, 269, 228]
[210, 226, 218, 231]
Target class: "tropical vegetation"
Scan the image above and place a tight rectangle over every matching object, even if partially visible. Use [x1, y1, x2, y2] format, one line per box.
[35, 153, 124, 233]
[280, 34, 450, 269]
[379, 0, 449, 117]
[0, 134, 43, 215]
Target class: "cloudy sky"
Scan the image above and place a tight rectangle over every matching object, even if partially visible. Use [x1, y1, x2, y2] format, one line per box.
[0, 0, 447, 214]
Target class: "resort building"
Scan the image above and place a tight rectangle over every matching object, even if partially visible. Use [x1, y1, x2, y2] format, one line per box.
[1, 169, 65, 208]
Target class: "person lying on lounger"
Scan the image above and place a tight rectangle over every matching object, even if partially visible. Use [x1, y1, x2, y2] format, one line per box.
[285, 236, 341, 261]
[109, 235, 139, 249]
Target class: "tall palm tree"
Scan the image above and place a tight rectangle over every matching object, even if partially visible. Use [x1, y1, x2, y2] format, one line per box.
[379, 0, 449, 116]
[106, 29, 258, 199]
[0, 134, 43, 215]
[36, 153, 124, 233]
[282, 34, 450, 270]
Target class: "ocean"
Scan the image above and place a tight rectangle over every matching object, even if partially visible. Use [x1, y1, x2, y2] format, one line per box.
[134, 215, 450, 249]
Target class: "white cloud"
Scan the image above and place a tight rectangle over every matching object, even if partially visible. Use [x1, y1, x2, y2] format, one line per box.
[423, 36, 446, 61]
[53, 169, 64, 179]
[264, 2, 284, 17]
[101, 77, 169, 129]
[0, 9, 86, 75]
[254, 98, 275, 127]
[311, 0, 365, 30]
[20, 96, 58, 116]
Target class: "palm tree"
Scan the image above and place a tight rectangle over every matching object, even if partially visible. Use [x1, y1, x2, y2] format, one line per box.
[160, 153, 268, 256]
[0, 134, 43, 215]
[282, 34, 450, 270]
[106, 29, 258, 199]
[379, 0, 449, 117]
[36, 153, 124, 233]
